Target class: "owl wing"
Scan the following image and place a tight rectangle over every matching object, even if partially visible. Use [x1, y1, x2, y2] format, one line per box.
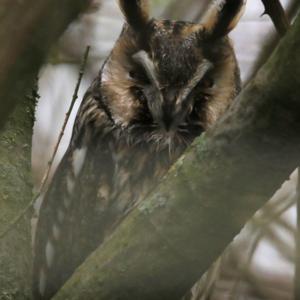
[32, 82, 117, 300]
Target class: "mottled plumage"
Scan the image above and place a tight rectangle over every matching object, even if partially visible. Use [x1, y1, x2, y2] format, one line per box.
[32, 0, 245, 299]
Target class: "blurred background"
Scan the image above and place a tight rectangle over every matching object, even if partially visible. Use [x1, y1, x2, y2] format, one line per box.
[32, 1, 299, 299]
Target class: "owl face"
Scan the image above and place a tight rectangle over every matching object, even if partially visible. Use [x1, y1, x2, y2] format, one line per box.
[101, 0, 245, 148]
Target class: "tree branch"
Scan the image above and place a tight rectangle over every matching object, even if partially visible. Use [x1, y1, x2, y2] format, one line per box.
[248, 0, 300, 82]
[0, 83, 37, 299]
[0, 2, 91, 297]
[295, 169, 300, 299]
[0, 0, 91, 130]
[261, 0, 290, 36]
[54, 15, 300, 300]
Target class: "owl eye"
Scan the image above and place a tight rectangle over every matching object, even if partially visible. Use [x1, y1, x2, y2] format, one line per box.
[201, 78, 214, 88]
[193, 100, 203, 114]
[129, 69, 150, 85]
[131, 86, 147, 104]
[193, 77, 214, 97]
[198, 77, 214, 89]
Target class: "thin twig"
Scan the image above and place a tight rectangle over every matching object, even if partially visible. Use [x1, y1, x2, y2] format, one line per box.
[39, 45, 90, 193]
[230, 194, 295, 298]
[0, 45, 90, 240]
[261, 0, 290, 36]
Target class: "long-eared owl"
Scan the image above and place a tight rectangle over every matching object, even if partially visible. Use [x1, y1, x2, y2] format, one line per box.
[33, 0, 246, 299]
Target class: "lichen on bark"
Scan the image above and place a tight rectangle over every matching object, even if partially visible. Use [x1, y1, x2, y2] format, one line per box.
[0, 1, 92, 298]
[0, 92, 35, 299]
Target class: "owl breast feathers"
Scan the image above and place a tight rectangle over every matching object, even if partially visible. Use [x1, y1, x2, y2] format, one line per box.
[32, 0, 246, 299]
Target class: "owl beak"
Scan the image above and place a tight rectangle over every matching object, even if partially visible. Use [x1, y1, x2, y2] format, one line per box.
[161, 103, 181, 133]
[160, 90, 177, 132]
[162, 112, 173, 132]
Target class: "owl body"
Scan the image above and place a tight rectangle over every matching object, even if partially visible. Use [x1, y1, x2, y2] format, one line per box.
[33, 1, 246, 299]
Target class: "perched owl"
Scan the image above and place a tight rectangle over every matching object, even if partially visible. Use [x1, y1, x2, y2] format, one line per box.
[32, 0, 245, 299]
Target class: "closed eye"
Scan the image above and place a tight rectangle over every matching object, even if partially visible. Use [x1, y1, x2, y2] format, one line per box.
[193, 76, 214, 94]
[129, 68, 151, 85]
[130, 86, 147, 104]
[200, 77, 214, 89]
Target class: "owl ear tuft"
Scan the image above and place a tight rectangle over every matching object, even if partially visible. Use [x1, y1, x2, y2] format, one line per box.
[202, 0, 246, 39]
[119, 0, 150, 31]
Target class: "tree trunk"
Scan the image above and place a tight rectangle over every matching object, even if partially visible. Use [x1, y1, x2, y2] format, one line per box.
[296, 170, 300, 300]
[0, 0, 91, 129]
[54, 13, 300, 300]
[0, 2, 92, 298]
[0, 93, 35, 299]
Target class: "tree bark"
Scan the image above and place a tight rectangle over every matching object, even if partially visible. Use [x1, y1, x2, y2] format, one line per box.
[53, 13, 300, 300]
[0, 0, 90, 129]
[0, 93, 35, 299]
[296, 170, 300, 300]
[0, 1, 91, 298]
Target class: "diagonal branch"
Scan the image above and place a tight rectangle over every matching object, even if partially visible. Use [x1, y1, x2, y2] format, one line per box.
[261, 0, 290, 36]
[295, 169, 300, 299]
[54, 14, 300, 300]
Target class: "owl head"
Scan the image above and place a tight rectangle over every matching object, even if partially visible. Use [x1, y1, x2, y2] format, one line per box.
[100, 0, 245, 146]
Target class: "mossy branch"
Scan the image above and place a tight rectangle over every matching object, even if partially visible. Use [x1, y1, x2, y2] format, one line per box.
[0, 84, 37, 299]
[296, 170, 300, 298]
[0, 2, 91, 298]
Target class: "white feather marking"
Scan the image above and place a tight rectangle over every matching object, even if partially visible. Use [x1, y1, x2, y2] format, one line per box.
[58, 210, 65, 223]
[39, 269, 46, 296]
[52, 223, 60, 240]
[73, 147, 87, 177]
[67, 175, 75, 194]
[45, 240, 55, 268]
[101, 60, 111, 82]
